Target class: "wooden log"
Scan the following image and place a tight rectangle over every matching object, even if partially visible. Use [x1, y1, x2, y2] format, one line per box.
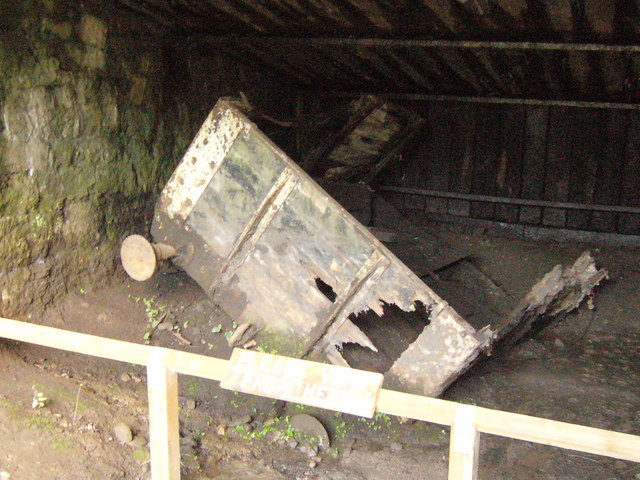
[121, 235, 177, 282]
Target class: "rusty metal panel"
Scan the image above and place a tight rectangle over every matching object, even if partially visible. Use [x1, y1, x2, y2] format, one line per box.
[151, 99, 492, 397]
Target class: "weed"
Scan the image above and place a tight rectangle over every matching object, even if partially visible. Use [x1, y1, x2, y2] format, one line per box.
[186, 379, 202, 397]
[223, 321, 240, 341]
[51, 437, 71, 450]
[141, 297, 167, 344]
[358, 412, 392, 431]
[27, 416, 55, 430]
[233, 416, 294, 441]
[256, 345, 279, 354]
[31, 386, 48, 409]
[211, 324, 222, 333]
[334, 418, 348, 440]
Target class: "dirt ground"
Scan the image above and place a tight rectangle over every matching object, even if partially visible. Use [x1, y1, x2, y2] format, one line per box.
[1, 228, 639, 480]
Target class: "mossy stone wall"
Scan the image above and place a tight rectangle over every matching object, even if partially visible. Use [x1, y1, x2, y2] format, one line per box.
[0, 1, 295, 316]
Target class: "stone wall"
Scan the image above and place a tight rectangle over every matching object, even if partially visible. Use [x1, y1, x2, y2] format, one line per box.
[0, 1, 295, 317]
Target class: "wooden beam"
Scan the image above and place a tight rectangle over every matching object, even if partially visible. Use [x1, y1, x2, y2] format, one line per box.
[0, 317, 151, 365]
[147, 349, 181, 480]
[198, 36, 640, 53]
[0, 317, 229, 380]
[376, 390, 640, 463]
[320, 91, 640, 110]
[380, 186, 640, 214]
[449, 405, 479, 480]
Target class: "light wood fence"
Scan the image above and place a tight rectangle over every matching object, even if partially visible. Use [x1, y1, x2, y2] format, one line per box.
[0, 317, 638, 480]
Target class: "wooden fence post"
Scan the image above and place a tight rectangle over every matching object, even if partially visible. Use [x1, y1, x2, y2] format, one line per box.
[147, 349, 181, 480]
[448, 405, 479, 480]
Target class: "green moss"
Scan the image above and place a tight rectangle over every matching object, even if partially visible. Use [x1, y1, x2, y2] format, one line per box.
[133, 448, 150, 463]
[27, 415, 56, 431]
[256, 329, 307, 358]
[51, 437, 71, 450]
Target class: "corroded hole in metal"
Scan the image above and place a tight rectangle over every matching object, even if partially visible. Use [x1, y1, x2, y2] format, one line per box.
[315, 277, 337, 303]
[340, 300, 431, 374]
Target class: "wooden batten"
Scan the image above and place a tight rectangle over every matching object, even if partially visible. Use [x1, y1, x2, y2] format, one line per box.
[1, 316, 640, 480]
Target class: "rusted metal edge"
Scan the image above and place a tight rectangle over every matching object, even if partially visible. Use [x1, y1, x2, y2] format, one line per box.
[160, 107, 246, 223]
[303, 250, 391, 356]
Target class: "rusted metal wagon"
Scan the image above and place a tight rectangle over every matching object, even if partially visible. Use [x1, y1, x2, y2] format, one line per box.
[121, 98, 498, 396]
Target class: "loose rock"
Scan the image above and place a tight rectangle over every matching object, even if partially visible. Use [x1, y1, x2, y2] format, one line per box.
[390, 442, 402, 452]
[129, 436, 147, 448]
[290, 414, 330, 449]
[229, 415, 252, 427]
[299, 443, 318, 457]
[113, 422, 133, 444]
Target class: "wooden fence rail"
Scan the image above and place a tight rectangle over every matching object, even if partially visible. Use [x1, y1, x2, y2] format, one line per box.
[0, 316, 638, 480]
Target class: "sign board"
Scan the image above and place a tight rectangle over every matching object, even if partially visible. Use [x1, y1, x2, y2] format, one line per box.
[221, 348, 384, 417]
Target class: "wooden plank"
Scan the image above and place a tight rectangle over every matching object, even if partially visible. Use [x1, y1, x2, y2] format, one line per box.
[494, 105, 525, 223]
[566, 108, 603, 230]
[470, 104, 505, 219]
[376, 390, 640, 463]
[590, 110, 627, 232]
[221, 348, 383, 417]
[447, 102, 477, 195]
[425, 102, 455, 192]
[448, 406, 479, 480]
[619, 111, 640, 234]
[380, 186, 640, 214]
[147, 350, 180, 480]
[521, 106, 549, 200]
[361, 118, 425, 183]
[0, 317, 151, 365]
[542, 106, 575, 227]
